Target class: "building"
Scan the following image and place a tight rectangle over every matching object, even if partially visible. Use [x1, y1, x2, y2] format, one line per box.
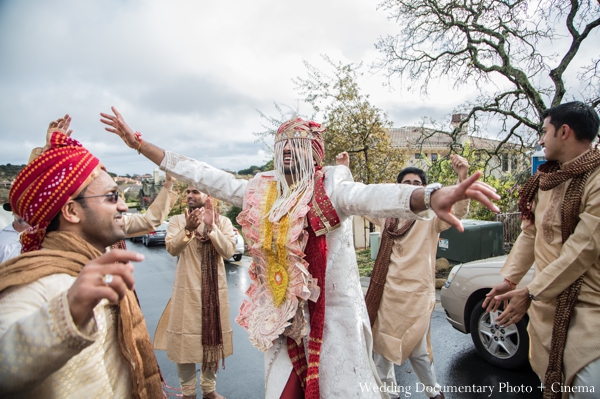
[387, 114, 527, 177]
[351, 114, 530, 250]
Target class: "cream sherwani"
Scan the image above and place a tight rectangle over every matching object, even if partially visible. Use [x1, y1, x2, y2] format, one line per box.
[501, 150, 600, 396]
[0, 187, 177, 398]
[159, 151, 429, 399]
[154, 213, 236, 363]
[370, 198, 469, 366]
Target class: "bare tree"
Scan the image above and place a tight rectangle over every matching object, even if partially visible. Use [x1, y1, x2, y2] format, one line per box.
[374, 0, 600, 154]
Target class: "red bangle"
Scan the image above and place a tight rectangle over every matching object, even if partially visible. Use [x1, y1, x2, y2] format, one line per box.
[134, 131, 143, 154]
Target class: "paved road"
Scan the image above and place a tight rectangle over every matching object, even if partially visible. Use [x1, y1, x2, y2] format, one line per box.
[131, 241, 542, 399]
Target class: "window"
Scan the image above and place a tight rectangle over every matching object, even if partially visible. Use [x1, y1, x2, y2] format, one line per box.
[511, 156, 518, 171]
[415, 153, 423, 159]
[502, 154, 509, 172]
[431, 153, 438, 161]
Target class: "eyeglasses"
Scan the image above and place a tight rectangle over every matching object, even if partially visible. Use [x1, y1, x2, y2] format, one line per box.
[401, 180, 423, 186]
[73, 192, 120, 203]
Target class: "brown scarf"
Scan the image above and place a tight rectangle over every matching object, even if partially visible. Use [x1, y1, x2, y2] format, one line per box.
[0, 231, 162, 399]
[518, 149, 600, 399]
[197, 225, 225, 372]
[365, 218, 416, 326]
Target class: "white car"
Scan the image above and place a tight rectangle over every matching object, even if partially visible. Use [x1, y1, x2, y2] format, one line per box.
[440, 255, 534, 369]
[231, 227, 245, 262]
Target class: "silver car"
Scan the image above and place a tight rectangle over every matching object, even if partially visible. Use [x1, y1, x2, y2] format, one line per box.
[142, 221, 169, 246]
[440, 255, 534, 369]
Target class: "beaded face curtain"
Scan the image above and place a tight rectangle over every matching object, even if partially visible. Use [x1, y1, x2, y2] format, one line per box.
[268, 138, 316, 223]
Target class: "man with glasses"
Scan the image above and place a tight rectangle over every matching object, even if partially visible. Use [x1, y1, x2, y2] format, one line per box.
[360, 156, 469, 399]
[0, 116, 176, 397]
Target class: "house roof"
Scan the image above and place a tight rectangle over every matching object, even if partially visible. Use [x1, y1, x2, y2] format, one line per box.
[388, 127, 505, 151]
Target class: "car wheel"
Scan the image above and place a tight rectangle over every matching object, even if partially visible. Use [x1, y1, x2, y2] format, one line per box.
[233, 254, 242, 262]
[470, 298, 530, 369]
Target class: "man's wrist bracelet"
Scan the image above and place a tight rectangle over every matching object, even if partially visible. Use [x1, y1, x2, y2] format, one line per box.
[134, 131, 143, 154]
[528, 289, 539, 301]
[504, 278, 517, 290]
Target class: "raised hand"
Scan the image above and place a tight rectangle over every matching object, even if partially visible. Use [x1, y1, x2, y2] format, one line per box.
[100, 107, 139, 149]
[67, 250, 143, 327]
[335, 151, 350, 167]
[203, 197, 215, 231]
[45, 114, 73, 151]
[450, 154, 469, 182]
[430, 171, 500, 232]
[185, 207, 204, 232]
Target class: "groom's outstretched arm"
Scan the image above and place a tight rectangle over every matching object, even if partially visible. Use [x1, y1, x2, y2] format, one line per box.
[100, 107, 165, 166]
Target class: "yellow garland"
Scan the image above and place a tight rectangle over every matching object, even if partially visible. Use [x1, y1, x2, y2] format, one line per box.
[261, 182, 290, 307]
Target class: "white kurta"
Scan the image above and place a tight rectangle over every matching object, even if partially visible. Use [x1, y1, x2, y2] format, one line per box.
[0, 223, 21, 263]
[160, 151, 426, 399]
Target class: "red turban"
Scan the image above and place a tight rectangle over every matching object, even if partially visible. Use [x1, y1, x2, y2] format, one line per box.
[275, 118, 326, 166]
[9, 132, 103, 252]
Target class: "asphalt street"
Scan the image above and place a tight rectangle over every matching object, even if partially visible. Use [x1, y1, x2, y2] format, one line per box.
[131, 241, 542, 399]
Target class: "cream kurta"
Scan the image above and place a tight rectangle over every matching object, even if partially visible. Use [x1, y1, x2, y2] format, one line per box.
[0, 187, 177, 398]
[154, 213, 235, 363]
[501, 151, 600, 395]
[370, 199, 469, 365]
[159, 150, 428, 399]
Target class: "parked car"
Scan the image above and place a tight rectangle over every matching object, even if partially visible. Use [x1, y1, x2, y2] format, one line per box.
[142, 221, 169, 246]
[231, 227, 245, 262]
[123, 212, 145, 243]
[130, 233, 145, 243]
[440, 255, 534, 369]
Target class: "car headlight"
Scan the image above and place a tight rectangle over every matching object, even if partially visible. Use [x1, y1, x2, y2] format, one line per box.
[444, 264, 462, 288]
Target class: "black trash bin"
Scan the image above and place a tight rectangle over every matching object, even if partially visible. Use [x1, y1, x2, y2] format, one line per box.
[437, 219, 504, 263]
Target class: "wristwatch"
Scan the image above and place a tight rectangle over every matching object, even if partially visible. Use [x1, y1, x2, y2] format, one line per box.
[528, 289, 540, 301]
[185, 229, 195, 238]
[423, 183, 443, 210]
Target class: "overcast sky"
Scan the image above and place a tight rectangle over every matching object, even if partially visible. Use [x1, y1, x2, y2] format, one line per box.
[0, 0, 596, 176]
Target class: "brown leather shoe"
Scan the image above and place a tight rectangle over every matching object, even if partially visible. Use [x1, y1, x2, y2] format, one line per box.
[182, 395, 196, 399]
[203, 391, 226, 399]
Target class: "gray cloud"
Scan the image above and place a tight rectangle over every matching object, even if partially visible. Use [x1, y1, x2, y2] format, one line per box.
[0, 0, 597, 178]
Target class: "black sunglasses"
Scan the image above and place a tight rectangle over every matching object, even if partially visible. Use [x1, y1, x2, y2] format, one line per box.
[73, 192, 120, 203]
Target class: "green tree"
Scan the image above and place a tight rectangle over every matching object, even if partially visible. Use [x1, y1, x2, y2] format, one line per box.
[294, 56, 405, 184]
[425, 144, 527, 220]
[237, 165, 261, 175]
[225, 206, 243, 228]
[375, 0, 600, 157]
[168, 180, 189, 217]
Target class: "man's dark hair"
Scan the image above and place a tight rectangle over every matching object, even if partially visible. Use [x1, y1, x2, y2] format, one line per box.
[397, 167, 427, 185]
[542, 101, 600, 142]
[47, 186, 89, 233]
